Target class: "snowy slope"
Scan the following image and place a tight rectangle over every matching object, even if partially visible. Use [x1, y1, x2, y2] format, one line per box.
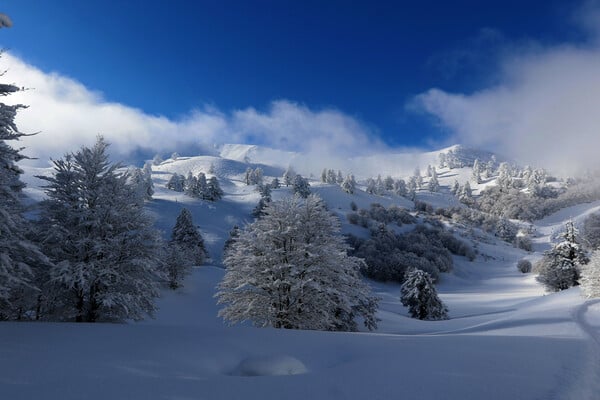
[5, 144, 600, 399]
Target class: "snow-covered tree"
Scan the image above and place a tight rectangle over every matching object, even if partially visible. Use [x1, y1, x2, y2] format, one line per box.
[165, 208, 207, 288]
[0, 78, 46, 320]
[394, 179, 407, 197]
[208, 162, 216, 174]
[438, 152, 447, 169]
[166, 173, 185, 192]
[326, 169, 337, 184]
[413, 167, 423, 189]
[257, 182, 272, 200]
[400, 269, 448, 320]
[341, 174, 356, 194]
[375, 175, 386, 195]
[451, 179, 460, 195]
[472, 159, 482, 184]
[283, 166, 296, 187]
[581, 250, 600, 298]
[37, 138, 164, 322]
[366, 178, 376, 194]
[497, 162, 512, 190]
[270, 177, 281, 189]
[427, 167, 439, 192]
[459, 181, 473, 205]
[321, 168, 328, 183]
[128, 167, 154, 201]
[537, 220, 588, 292]
[384, 176, 394, 190]
[217, 195, 379, 331]
[292, 175, 311, 198]
[205, 176, 224, 201]
[407, 176, 417, 200]
[223, 225, 241, 256]
[336, 170, 344, 184]
[171, 152, 179, 160]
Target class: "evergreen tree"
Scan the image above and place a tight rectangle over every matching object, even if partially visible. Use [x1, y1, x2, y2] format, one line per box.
[341, 174, 356, 194]
[459, 181, 473, 205]
[400, 269, 448, 320]
[292, 175, 311, 198]
[581, 250, 600, 298]
[270, 177, 281, 189]
[413, 167, 423, 189]
[365, 178, 376, 194]
[326, 169, 337, 184]
[205, 176, 224, 201]
[472, 159, 482, 184]
[166, 208, 207, 288]
[37, 138, 164, 322]
[537, 220, 588, 292]
[321, 168, 328, 183]
[223, 225, 241, 256]
[394, 179, 407, 197]
[257, 182, 272, 201]
[0, 77, 46, 320]
[384, 176, 394, 191]
[217, 195, 379, 331]
[184, 172, 197, 196]
[166, 173, 185, 192]
[407, 176, 418, 200]
[336, 170, 344, 184]
[428, 168, 439, 192]
[451, 179, 460, 195]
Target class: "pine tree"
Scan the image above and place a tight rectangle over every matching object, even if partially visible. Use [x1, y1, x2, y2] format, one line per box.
[393, 179, 407, 197]
[581, 250, 600, 298]
[428, 168, 439, 192]
[341, 174, 356, 194]
[270, 177, 281, 189]
[451, 179, 460, 195]
[321, 168, 328, 183]
[336, 170, 344, 184]
[459, 181, 473, 205]
[205, 176, 224, 201]
[165, 208, 207, 288]
[37, 138, 164, 322]
[400, 269, 448, 320]
[223, 225, 241, 256]
[166, 173, 185, 192]
[366, 178, 376, 194]
[0, 77, 46, 320]
[217, 195, 379, 331]
[537, 220, 588, 292]
[292, 175, 311, 198]
[472, 159, 482, 184]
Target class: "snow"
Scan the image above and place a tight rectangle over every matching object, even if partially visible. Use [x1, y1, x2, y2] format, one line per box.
[5, 144, 600, 399]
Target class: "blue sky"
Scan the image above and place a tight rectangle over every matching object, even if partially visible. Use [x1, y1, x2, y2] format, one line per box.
[2, 1, 600, 171]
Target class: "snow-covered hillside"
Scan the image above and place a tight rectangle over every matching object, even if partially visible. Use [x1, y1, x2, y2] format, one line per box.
[6, 144, 600, 399]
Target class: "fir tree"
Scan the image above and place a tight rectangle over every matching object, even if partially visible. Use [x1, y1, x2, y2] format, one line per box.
[537, 220, 588, 292]
[472, 159, 482, 184]
[217, 195, 379, 331]
[428, 168, 439, 192]
[270, 177, 281, 189]
[166, 208, 207, 288]
[400, 269, 448, 320]
[394, 179, 407, 197]
[166, 173, 185, 192]
[205, 176, 224, 201]
[37, 138, 164, 322]
[341, 174, 356, 194]
[0, 75, 46, 320]
[292, 175, 311, 198]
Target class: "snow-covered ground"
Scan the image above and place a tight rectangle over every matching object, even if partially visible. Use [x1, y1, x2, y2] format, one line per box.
[4, 146, 600, 399]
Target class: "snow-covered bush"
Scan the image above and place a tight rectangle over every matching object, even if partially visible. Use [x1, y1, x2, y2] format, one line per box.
[349, 224, 473, 283]
[217, 195, 379, 331]
[400, 269, 448, 320]
[515, 233, 533, 252]
[346, 203, 416, 229]
[517, 259, 532, 273]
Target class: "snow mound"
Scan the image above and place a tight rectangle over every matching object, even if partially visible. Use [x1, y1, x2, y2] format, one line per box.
[234, 355, 308, 376]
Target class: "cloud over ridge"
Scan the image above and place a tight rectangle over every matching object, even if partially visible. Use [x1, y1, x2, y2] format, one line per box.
[415, 2, 600, 174]
[2, 53, 383, 166]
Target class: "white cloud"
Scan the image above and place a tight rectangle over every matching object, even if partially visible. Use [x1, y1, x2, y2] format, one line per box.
[415, 3, 600, 175]
[1, 53, 382, 166]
